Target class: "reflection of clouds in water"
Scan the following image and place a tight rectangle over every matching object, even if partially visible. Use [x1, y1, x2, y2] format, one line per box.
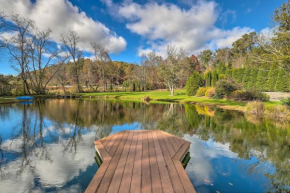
[184, 134, 237, 186]
[0, 131, 97, 192]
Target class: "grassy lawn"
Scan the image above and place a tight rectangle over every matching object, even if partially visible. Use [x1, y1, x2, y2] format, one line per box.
[0, 90, 283, 112]
[80, 89, 284, 111]
[81, 89, 281, 111]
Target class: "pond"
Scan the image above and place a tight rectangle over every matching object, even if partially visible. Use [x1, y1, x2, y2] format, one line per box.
[0, 99, 289, 193]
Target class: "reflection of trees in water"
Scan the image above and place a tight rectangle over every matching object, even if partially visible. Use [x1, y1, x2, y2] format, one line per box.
[8, 102, 52, 176]
[184, 105, 290, 192]
[1, 99, 289, 191]
[62, 100, 83, 154]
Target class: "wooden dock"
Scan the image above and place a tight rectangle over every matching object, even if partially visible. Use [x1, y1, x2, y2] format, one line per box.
[85, 130, 196, 193]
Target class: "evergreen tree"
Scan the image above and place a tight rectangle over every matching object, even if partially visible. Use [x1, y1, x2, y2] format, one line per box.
[225, 68, 232, 79]
[265, 64, 278, 91]
[205, 72, 212, 87]
[218, 62, 226, 74]
[228, 62, 232, 69]
[236, 68, 245, 83]
[232, 68, 239, 81]
[256, 65, 269, 91]
[275, 69, 290, 92]
[211, 70, 219, 86]
[248, 68, 258, 89]
[185, 72, 204, 96]
[242, 68, 251, 89]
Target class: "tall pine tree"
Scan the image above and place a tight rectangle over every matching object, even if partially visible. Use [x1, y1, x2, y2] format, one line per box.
[225, 68, 232, 79]
[232, 69, 239, 81]
[205, 72, 212, 87]
[236, 68, 245, 83]
[275, 69, 290, 92]
[242, 68, 251, 89]
[265, 64, 278, 91]
[256, 64, 269, 91]
[248, 68, 258, 90]
[218, 62, 226, 74]
[211, 70, 219, 86]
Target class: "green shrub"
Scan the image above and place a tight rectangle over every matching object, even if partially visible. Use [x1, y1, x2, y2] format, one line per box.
[215, 80, 238, 99]
[195, 87, 206, 97]
[185, 72, 204, 96]
[230, 90, 270, 102]
[205, 87, 215, 98]
[281, 97, 290, 109]
[142, 96, 151, 102]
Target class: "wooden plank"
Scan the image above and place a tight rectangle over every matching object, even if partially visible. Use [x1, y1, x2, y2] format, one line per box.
[152, 131, 174, 193]
[86, 130, 195, 193]
[130, 131, 143, 193]
[97, 131, 130, 192]
[100, 134, 115, 147]
[173, 160, 196, 193]
[148, 131, 163, 193]
[172, 135, 184, 149]
[172, 142, 191, 161]
[160, 131, 182, 153]
[160, 132, 175, 158]
[119, 132, 138, 193]
[105, 134, 118, 153]
[85, 141, 111, 193]
[157, 131, 186, 193]
[94, 141, 111, 161]
[107, 131, 134, 193]
[141, 131, 151, 193]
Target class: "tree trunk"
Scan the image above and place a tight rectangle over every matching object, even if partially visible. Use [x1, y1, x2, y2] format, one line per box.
[170, 86, 174, 96]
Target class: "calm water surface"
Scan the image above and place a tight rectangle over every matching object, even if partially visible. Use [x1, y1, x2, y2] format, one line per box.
[0, 99, 289, 193]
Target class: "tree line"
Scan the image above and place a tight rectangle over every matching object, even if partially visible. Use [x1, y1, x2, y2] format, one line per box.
[0, 0, 289, 96]
[0, 12, 201, 96]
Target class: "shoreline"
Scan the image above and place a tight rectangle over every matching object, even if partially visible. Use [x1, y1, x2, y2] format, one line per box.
[0, 90, 283, 113]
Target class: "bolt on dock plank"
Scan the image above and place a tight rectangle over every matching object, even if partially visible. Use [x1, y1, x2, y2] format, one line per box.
[85, 130, 196, 193]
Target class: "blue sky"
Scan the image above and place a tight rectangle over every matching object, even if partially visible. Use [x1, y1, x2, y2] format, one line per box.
[0, 0, 286, 74]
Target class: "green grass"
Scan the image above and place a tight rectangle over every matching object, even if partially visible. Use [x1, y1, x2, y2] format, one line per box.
[81, 89, 251, 111]
[0, 90, 283, 111]
[81, 89, 284, 111]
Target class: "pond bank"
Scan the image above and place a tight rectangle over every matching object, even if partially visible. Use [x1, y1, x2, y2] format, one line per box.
[1, 90, 283, 112]
[0, 95, 56, 104]
[80, 90, 282, 112]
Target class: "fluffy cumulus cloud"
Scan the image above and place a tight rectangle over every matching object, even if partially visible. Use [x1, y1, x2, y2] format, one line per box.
[183, 134, 237, 186]
[108, 0, 254, 57]
[0, 0, 126, 53]
[0, 129, 97, 192]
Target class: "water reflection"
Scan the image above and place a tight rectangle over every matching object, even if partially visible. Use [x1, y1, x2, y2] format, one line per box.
[0, 99, 289, 192]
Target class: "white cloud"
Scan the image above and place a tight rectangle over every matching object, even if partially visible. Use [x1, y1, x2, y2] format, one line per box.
[109, 1, 254, 57]
[0, 0, 127, 53]
[184, 134, 237, 186]
[0, 131, 97, 192]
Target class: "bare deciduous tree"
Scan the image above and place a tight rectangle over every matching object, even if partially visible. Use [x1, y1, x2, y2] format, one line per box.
[61, 31, 83, 93]
[250, 31, 290, 71]
[158, 45, 187, 96]
[91, 42, 111, 92]
[3, 14, 34, 94]
[29, 28, 63, 94]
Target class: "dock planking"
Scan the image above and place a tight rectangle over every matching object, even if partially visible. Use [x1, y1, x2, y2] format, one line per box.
[85, 130, 196, 193]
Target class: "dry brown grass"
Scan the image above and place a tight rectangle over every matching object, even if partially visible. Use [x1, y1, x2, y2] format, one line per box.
[264, 105, 290, 123]
[246, 101, 264, 116]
